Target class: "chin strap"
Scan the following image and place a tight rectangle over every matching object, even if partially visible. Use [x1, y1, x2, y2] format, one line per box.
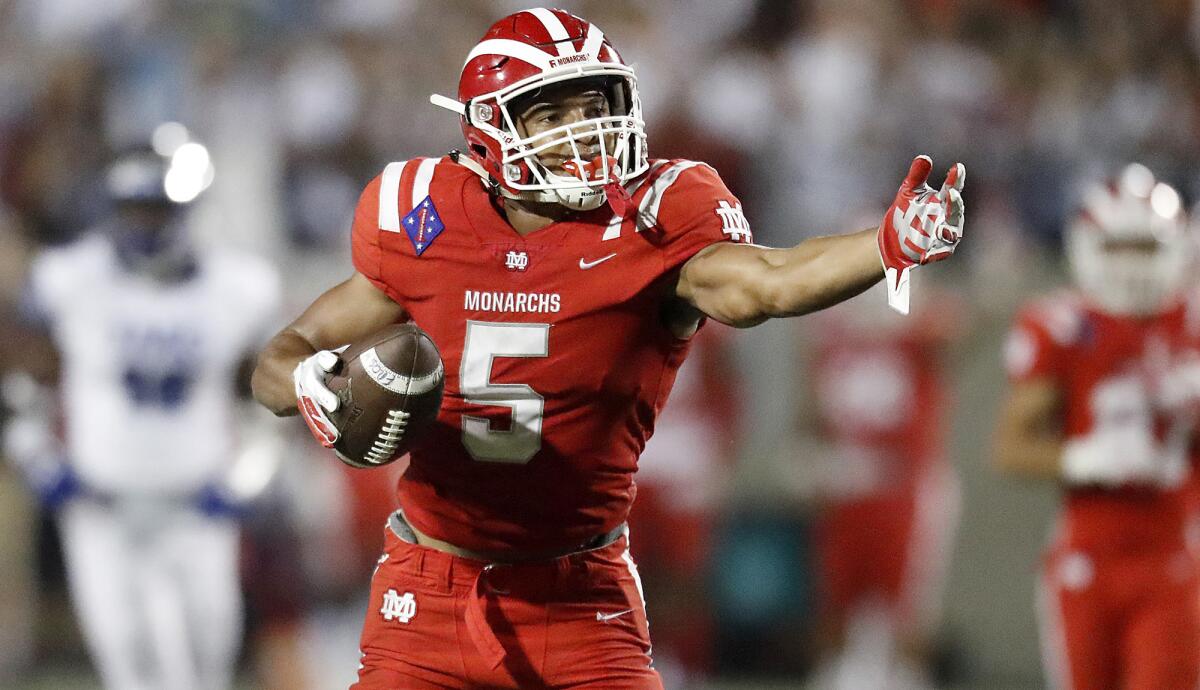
[449, 150, 497, 187]
[604, 179, 633, 218]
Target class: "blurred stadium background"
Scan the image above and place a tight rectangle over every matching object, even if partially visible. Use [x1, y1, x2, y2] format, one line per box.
[0, 0, 1197, 688]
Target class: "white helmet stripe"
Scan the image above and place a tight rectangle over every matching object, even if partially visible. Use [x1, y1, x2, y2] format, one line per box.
[464, 38, 554, 70]
[581, 24, 605, 60]
[525, 8, 572, 56]
[411, 158, 439, 209]
[378, 161, 408, 232]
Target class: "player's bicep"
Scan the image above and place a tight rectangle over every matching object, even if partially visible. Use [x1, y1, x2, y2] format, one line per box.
[286, 272, 407, 351]
[675, 242, 778, 328]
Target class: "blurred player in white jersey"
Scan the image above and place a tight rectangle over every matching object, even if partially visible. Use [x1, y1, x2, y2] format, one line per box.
[4, 131, 281, 690]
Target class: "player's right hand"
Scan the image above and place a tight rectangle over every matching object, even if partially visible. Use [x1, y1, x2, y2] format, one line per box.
[12, 454, 82, 509]
[293, 350, 342, 448]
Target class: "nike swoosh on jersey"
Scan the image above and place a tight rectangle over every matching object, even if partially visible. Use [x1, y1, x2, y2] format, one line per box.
[579, 253, 618, 269]
[596, 608, 633, 622]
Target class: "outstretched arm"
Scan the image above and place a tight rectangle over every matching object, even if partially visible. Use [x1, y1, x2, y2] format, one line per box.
[251, 272, 405, 416]
[675, 156, 965, 327]
[676, 229, 881, 328]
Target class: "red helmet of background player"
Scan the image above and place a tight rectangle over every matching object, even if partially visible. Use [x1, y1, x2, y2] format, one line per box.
[1066, 163, 1192, 316]
[430, 8, 648, 212]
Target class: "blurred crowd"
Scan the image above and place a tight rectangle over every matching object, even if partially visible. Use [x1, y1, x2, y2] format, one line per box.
[0, 0, 1198, 688]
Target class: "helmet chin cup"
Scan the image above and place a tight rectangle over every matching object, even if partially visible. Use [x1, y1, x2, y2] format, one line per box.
[548, 178, 607, 211]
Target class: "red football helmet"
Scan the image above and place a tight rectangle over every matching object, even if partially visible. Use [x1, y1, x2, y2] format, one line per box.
[1066, 163, 1192, 316]
[430, 8, 648, 211]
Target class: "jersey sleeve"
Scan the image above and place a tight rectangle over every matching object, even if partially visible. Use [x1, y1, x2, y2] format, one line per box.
[1004, 305, 1068, 383]
[350, 173, 388, 293]
[653, 162, 753, 273]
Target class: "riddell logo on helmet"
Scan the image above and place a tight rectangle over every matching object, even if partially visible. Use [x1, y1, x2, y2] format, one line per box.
[549, 54, 590, 68]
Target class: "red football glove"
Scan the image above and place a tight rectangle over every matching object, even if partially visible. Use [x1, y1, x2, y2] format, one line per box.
[293, 350, 342, 448]
[877, 156, 965, 314]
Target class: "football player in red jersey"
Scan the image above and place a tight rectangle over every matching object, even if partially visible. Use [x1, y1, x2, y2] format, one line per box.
[251, 9, 966, 689]
[994, 164, 1200, 690]
[803, 285, 962, 690]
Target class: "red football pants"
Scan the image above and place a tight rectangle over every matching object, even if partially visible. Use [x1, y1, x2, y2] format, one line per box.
[1038, 546, 1200, 690]
[352, 519, 663, 689]
[814, 468, 958, 636]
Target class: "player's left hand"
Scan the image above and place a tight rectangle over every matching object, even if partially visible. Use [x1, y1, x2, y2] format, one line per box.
[877, 156, 966, 313]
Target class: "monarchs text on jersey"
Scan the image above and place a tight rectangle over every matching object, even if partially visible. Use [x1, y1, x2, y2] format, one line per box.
[352, 156, 752, 554]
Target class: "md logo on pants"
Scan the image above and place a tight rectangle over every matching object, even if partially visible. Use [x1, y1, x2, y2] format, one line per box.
[380, 589, 417, 623]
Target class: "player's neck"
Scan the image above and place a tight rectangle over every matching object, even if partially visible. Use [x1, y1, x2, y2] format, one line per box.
[501, 197, 575, 236]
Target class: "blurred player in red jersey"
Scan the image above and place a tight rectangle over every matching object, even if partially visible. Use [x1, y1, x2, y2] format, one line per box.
[804, 283, 962, 690]
[251, 9, 967, 688]
[627, 324, 740, 684]
[994, 164, 1200, 690]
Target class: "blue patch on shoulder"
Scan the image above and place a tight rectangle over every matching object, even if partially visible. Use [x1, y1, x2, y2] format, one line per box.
[402, 196, 445, 256]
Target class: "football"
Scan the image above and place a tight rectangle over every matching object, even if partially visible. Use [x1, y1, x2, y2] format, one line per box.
[325, 323, 444, 469]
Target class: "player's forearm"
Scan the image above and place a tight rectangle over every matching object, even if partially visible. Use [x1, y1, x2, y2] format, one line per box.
[992, 433, 1064, 481]
[745, 228, 883, 324]
[251, 329, 317, 416]
[679, 228, 883, 327]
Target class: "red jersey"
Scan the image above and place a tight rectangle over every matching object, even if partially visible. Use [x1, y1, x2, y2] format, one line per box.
[351, 156, 751, 555]
[1005, 291, 1198, 553]
[807, 297, 954, 497]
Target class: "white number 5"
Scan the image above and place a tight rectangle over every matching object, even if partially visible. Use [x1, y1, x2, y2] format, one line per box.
[459, 321, 548, 463]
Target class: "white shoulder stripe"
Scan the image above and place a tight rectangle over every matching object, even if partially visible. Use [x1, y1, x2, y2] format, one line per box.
[636, 160, 703, 233]
[411, 158, 439, 209]
[526, 8, 572, 56]
[465, 38, 553, 70]
[378, 161, 408, 232]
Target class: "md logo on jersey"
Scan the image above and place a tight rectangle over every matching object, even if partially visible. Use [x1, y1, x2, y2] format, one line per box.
[380, 589, 417, 623]
[402, 196, 445, 256]
[715, 200, 753, 243]
[504, 250, 529, 271]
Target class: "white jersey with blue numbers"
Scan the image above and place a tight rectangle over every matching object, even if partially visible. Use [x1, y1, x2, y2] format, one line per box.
[28, 234, 281, 497]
